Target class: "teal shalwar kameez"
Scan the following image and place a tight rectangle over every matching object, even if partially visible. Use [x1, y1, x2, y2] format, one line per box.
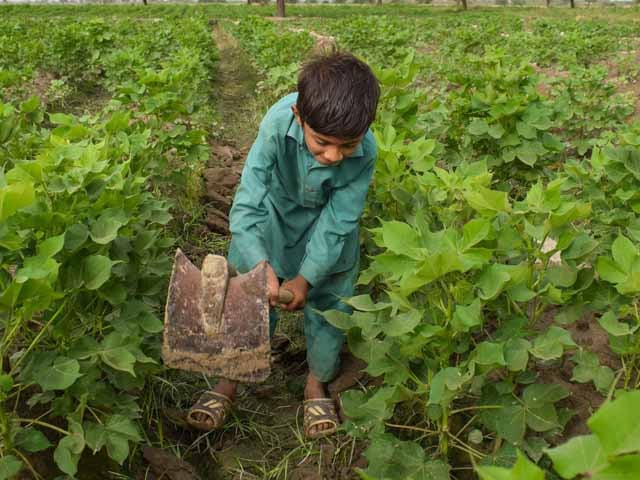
[228, 93, 377, 383]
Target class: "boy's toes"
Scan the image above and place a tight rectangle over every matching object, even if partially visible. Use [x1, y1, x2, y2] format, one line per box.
[193, 412, 216, 429]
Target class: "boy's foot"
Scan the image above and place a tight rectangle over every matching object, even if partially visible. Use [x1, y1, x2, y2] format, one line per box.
[187, 379, 237, 431]
[304, 374, 339, 439]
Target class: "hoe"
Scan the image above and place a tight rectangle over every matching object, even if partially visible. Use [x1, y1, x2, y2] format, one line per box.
[162, 249, 293, 383]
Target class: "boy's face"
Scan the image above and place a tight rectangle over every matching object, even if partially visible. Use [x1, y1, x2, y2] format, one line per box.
[293, 106, 363, 167]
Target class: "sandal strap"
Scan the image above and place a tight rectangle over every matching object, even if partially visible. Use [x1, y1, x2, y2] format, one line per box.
[187, 391, 232, 429]
[303, 398, 339, 437]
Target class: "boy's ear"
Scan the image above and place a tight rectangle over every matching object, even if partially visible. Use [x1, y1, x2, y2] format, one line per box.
[291, 104, 302, 126]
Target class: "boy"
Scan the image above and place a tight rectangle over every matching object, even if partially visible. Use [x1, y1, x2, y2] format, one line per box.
[187, 52, 380, 439]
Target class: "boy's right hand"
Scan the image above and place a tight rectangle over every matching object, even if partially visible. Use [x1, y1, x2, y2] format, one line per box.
[264, 262, 280, 307]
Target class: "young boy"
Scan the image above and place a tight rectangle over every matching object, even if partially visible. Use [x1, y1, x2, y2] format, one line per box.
[187, 52, 380, 439]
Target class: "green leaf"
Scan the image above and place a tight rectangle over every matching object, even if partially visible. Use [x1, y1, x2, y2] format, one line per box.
[86, 415, 141, 465]
[597, 257, 627, 284]
[476, 451, 544, 480]
[516, 121, 537, 140]
[0, 374, 13, 393]
[341, 388, 396, 434]
[82, 255, 114, 290]
[54, 441, 78, 476]
[15, 428, 52, 453]
[20, 96, 40, 113]
[100, 283, 128, 306]
[37, 234, 65, 258]
[322, 310, 354, 330]
[53, 420, 84, 476]
[474, 342, 506, 366]
[522, 384, 570, 409]
[546, 435, 607, 479]
[0, 456, 22, 480]
[33, 356, 81, 391]
[429, 367, 472, 405]
[495, 405, 526, 444]
[384, 309, 422, 336]
[106, 414, 142, 442]
[542, 132, 563, 151]
[49, 112, 74, 125]
[617, 271, 640, 295]
[488, 123, 505, 139]
[462, 219, 491, 250]
[555, 305, 583, 325]
[0, 182, 36, 221]
[139, 311, 163, 333]
[598, 312, 635, 336]
[464, 187, 510, 214]
[588, 390, 640, 456]
[526, 403, 559, 432]
[612, 235, 638, 271]
[545, 264, 577, 288]
[99, 332, 137, 376]
[451, 299, 482, 333]
[468, 119, 490, 136]
[515, 141, 547, 167]
[593, 455, 640, 480]
[15, 256, 59, 283]
[508, 283, 537, 302]
[381, 221, 420, 254]
[529, 327, 576, 361]
[504, 338, 530, 372]
[90, 212, 126, 245]
[363, 433, 450, 480]
[105, 111, 131, 133]
[478, 265, 511, 300]
[85, 422, 108, 452]
[345, 295, 391, 312]
[572, 350, 601, 383]
[349, 333, 394, 376]
[593, 367, 615, 393]
[64, 223, 89, 251]
[564, 234, 599, 261]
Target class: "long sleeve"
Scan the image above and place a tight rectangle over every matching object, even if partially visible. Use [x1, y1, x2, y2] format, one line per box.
[229, 124, 279, 270]
[298, 157, 375, 286]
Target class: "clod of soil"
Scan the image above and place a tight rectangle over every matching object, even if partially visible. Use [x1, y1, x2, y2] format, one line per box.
[142, 446, 201, 480]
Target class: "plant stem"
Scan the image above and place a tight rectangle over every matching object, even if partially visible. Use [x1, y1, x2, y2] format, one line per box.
[13, 449, 43, 480]
[439, 408, 449, 457]
[0, 402, 11, 451]
[450, 405, 500, 415]
[10, 298, 68, 373]
[15, 418, 70, 436]
[384, 422, 438, 435]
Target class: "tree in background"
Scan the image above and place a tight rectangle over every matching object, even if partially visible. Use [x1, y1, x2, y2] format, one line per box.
[277, 0, 285, 17]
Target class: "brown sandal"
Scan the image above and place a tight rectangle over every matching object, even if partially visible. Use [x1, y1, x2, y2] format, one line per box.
[303, 398, 339, 440]
[187, 391, 232, 431]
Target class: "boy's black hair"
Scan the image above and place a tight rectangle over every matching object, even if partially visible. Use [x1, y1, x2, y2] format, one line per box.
[297, 52, 380, 139]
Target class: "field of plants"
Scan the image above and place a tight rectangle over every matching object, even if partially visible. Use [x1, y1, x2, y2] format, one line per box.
[3, 3, 640, 479]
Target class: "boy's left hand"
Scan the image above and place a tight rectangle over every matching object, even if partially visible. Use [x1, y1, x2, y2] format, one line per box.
[280, 275, 309, 311]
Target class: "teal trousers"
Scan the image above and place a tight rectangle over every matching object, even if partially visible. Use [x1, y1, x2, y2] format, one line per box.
[270, 264, 359, 383]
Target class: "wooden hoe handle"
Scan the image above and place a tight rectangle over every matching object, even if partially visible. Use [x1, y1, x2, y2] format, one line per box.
[278, 288, 294, 304]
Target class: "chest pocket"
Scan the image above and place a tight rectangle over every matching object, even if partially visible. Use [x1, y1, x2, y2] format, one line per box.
[302, 184, 328, 208]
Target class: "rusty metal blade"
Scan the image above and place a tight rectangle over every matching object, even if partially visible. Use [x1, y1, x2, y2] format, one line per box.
[162, 250, 271, 383]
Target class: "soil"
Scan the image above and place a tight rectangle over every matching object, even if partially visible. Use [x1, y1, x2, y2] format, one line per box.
[200, 24, 262, 237]
[603, 47, 640, 120]
[534, 308, 620, 440]
[150, 344, 366, 480]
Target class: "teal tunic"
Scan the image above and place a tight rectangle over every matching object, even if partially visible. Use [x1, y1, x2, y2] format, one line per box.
[228, 93, 377, 382]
